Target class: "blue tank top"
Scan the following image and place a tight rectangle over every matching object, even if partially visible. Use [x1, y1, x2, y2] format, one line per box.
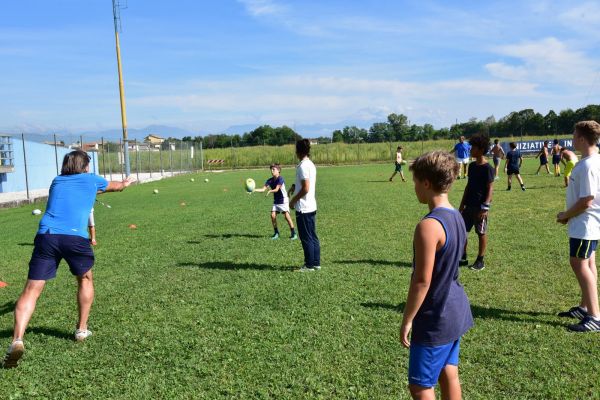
[411, 207, 473, 346]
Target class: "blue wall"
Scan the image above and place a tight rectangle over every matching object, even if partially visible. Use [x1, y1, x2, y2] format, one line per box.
[0, 137, 99, 193]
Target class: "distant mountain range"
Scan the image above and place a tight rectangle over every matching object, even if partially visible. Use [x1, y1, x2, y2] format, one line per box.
[2, 119, 381, 144]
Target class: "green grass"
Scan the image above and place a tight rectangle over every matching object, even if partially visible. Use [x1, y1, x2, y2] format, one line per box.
[1, 159, 599, 399]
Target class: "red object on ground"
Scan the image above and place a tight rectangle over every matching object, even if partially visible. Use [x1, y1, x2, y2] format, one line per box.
[0, 281, 8, 288]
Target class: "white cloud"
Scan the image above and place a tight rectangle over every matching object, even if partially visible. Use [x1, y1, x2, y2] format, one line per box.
[237, 0, 287, 17]
[559, 2, 600, 32]
[487, 37, 597, 86]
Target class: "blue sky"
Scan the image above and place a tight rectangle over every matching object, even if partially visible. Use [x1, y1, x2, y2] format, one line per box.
[1, 0, 599, 135]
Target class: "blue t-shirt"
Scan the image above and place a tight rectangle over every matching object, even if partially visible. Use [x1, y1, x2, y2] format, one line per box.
[411, 207, 473, 346]
[506, 150, 521, 170]
[38, 173, 108, 238]
[265, 176, 288, 205]
[454, 142, 471, 159]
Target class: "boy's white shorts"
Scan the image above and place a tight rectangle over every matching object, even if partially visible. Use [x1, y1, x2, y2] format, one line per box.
[456, 157, 470, 165]
[272, 204, 290, 213]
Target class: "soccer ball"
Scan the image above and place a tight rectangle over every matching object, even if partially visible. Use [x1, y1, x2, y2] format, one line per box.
[245, 178, 256, 193]
[153, 189, 159, 194]
[190, 178, 195, 182]
[204, 178, 209, 183]
[32, 209, 42, 215]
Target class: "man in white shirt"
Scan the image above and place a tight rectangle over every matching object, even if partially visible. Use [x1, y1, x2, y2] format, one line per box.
[556, 120, 600, 332]
[289, 139, 320, 271]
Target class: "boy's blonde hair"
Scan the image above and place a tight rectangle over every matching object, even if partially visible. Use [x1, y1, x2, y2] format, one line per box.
[409, 151, 459, 193]
[574, 121, 600, 145]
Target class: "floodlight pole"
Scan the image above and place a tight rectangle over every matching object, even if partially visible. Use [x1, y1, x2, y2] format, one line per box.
[112, 0, 130, 177]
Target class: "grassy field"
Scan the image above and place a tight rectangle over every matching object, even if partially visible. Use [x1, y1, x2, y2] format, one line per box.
[1, 158, 599, 399]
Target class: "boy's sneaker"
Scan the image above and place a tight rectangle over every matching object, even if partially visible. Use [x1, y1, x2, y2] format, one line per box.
[521, 185, 526, 191]
[2, 340, 24, 369]
[270, 233, 279, 240]
[298, 265, 320, 272]
[459, 258, 469, 267]
[290, 233, 298, 240]
[558, 306, 588, 319]
[74, 329, 92, 342]
[506, 186, 511, 191]
[567, 316, 600, 332]
[469, 259, 485, 271]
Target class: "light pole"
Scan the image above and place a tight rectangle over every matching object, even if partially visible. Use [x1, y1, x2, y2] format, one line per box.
[112, 0, 130, 176]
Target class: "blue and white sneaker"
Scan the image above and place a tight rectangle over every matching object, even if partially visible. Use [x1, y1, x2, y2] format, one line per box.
[270, 233, 279, 240]
[558, 306, 588, 319]
[298, 265, 320, 272]
[567, 316, 600, 332]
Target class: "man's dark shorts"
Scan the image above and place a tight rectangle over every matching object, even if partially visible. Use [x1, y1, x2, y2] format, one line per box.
[569, 238, 598, 259]
[28, 233, 95, 280]
[461, 207, 488, 235]
[552, 154, 561, 165]
[394, 162, 403, 172]
[540, 155, 548, 165]
[507, 168, 520, 175]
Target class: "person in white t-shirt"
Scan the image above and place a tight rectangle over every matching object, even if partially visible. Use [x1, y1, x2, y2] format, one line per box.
[289, 139, 320, 272]
[556, 120, 600, 332]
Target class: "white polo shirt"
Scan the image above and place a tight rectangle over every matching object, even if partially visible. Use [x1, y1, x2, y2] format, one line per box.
[567, 153, 600, 240]
[294, 157, 317, 213]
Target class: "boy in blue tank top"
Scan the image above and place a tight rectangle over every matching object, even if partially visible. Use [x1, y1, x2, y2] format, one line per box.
[401, 151, 474, 399]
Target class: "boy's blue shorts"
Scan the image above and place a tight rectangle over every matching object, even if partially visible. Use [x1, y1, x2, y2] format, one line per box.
[408, 339, 461, 388]
[28, 233, 95, 280]
[569, 238, 598, 259]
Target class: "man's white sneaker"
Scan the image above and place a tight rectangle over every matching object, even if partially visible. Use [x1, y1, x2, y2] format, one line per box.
[74, 329, 92, 342]
[2, 340, 24, 369]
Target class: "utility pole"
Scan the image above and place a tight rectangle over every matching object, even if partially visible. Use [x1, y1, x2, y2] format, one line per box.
[112, 0, 130, 176]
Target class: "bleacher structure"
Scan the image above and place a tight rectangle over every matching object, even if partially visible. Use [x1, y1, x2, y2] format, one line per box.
[0, 136, 15, 173]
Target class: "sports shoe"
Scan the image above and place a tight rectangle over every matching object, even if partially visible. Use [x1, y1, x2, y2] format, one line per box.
[494, 176, 499, 180]
[290, 233, 298, 240]
[521, 185, 526, 191]
[567, 316, 600, 332]
[558, 306, 588, 319]
[74, 329, 92, 342]
[459, 258, 469, 267]
[298, 265, 319, 272]
[469, 259, 485, 271]
[270, 233, 280, 240]
[2, 340, 24, 369]
[506, 186, 511, 191]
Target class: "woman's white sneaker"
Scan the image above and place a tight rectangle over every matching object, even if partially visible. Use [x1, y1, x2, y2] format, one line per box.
[2, 340, 24, 368]
[74, 329, 92, 342]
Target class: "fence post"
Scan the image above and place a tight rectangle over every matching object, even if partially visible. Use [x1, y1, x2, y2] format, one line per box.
[120, 138, 124, 181]
[101, 137, 106, 178]
[107, 140, 113, 180]
[21, 133, 30, 201]
[53, 133, 59, 175]
[200, 141, 204, 171]
[134, 139, 140, 182]
[159, 143, 164, 176]
[148, 145, 152, 178]
[180, 142, 183, 174]
[169, 141, 174, 176]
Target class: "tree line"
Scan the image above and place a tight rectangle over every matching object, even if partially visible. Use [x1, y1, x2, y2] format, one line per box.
[163, 104, 600, 148]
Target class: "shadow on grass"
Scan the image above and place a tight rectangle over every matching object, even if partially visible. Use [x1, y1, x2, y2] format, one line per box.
[361, 301, 563, 327]
[0, 327, 72, 341]
[17, 243, 34, 246]
[178, 261, 294, 271]
[336, 259, 412, 268]
[0, 302, 15, 317]
[367, 180, 391, 183]
[191, 233, 265, 241]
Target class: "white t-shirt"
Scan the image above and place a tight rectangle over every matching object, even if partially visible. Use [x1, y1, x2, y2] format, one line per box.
[567, 153, 600, 239]
[294, 157, 317, 213]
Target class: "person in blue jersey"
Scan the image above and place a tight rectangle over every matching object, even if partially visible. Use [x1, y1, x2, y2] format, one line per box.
[252, 163, 298, 240]
[504, 142, 525, 191]
[2, 150, 133, 369]
[459, 134, 495, 271]
[451, 136, 471, 179]
[401, 151, 473, 400]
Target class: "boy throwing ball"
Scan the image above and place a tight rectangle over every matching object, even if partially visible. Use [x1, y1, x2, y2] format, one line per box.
[401, 151, 473, 399]
[556, 121, 600, 332]
[253, 164, 298, 240]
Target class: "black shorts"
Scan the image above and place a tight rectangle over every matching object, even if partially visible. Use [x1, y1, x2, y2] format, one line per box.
[552, 155, 561, 165]
[540, 156, 548, 165]
[569, 238, 598, 259]
[394, 162, 403, 172]
[507, 168, 519, 175]
[28, 233, 95, 280]
[461, 207, 488, 235]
